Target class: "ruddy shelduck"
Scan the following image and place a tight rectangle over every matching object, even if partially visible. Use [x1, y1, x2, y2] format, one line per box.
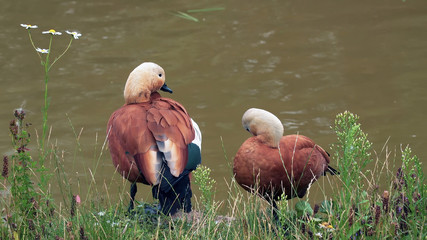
[233, 108, 338, 211]
[107, 62, 201, 215]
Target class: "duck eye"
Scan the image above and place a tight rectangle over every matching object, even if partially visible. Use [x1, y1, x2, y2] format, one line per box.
[158, 73, 162, 77]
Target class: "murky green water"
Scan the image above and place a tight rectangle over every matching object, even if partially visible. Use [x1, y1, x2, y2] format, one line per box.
[1, 1, 426, 205]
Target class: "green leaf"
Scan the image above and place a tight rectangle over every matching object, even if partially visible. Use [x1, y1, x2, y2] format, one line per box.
[295, 201, 313, 217]
[319, 200, 333, 214]
[346, 222, 362, 239]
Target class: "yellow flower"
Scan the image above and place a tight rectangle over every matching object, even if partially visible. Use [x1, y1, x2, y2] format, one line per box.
[20, 24, 38, 29]
[42, 29, 62, 35]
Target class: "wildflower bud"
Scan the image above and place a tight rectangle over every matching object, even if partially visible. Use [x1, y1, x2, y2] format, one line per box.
[66, 221, 73, 233]
[313, 204, 319, 215]
[80, 226, 88, 240]
[14, 108, 25, 121]
[11, 222, 17, 229]
[392, 222, 399, 236]
[301, 222, 306, 233]
[400, 215, 408, 232]
[382, 190, 389, 213]
[307, 230, 313, 239]
[28, 219, 35, 231]
[375, 205, 381, 226]
[30, 197, 39, 211]
[2, 156, 9, 178]
[396, 206, 402, 215]
[71, 195, 76, 217]
[348, 207, 354, 227]
[50, 207, 55, 217]
[9, 119, 18, 138]
[396, 168, 403, 180]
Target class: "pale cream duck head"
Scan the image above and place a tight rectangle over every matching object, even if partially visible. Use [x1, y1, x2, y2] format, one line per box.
[242, 108, 284, 148]
[124, 62, 172, 104]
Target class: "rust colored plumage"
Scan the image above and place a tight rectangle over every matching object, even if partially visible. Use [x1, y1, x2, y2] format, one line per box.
[108, 92, 195, 186]
[233, 108, 337, 202]
[106, 62, 199, 215]
[234, 134, 331, 200]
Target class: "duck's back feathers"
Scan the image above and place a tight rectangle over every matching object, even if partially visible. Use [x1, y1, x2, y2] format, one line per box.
[107, 94, 195, 185]
[233, 134, 331, 200]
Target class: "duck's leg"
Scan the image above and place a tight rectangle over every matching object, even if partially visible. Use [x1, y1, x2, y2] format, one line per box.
[128, 182, 137, 212]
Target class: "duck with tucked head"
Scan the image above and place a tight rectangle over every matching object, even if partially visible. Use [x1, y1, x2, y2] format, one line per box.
[107, 62, 201, 215]
[233, 108, 338, 214]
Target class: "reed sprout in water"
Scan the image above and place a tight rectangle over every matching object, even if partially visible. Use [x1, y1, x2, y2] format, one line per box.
[172, 7, 225, 22]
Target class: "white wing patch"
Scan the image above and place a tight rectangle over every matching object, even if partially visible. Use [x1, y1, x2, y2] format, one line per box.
[145, 149, 163, 185]
[156, 139, 181, 177]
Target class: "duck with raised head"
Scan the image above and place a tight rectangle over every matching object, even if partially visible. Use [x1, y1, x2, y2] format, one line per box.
[107, 62, 201, 215]
[233, 108, 338, 211]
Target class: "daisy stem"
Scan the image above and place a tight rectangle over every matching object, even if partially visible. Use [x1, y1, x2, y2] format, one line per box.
[27, 30, 41, 60]
[49, 37, 73, 70]
[40, 36, 52, 158]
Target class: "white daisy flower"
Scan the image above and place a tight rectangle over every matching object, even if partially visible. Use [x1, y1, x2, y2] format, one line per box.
[42, 29, 62, 35]
[315, 232, 323, 238]
[36, 48, 49, 54]
[20, 24, 38, 29]
[65, 30, 82, 39]
[97, 211, 106, 216]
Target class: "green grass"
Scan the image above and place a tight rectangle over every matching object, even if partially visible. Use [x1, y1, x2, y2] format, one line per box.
[1, 110, 425, 239]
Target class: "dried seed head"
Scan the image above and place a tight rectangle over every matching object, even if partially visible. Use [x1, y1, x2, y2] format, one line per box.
[66, 221, 73, 233]
[348, 207, 354, 227]
[30, 197, 39, 211]
[412, 191, 420, 201]
[2, 156, 8, 178]
[396, 168, 403, 180]
[11, 222, 17, 229]
[28, 219, 35, 231]
[50, 207, 55, 217]
[375, 205, 381, 225]
[71, 195, 77, 217]
[14, 108, 26, 120]
[79, 226, 88, 240]
[313, 204, 319, 215]
[392, 222, 399, 236]
[307, 230, 313, 239]
[396, 206, 402, 215]
[382, 190, 389, 213]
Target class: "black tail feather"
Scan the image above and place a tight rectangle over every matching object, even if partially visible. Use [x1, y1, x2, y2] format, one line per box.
[152, 166, 192, 215]
[326, 166, 340, 175]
